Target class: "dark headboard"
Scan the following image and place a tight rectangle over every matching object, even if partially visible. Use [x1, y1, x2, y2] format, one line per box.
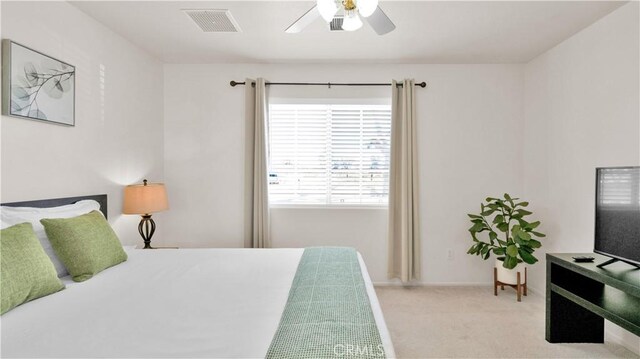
[1, 194, 108, 219]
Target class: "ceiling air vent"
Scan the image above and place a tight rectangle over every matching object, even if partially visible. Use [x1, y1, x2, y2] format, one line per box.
[330, 17, 344, 31]
[183, 9, 241, 33]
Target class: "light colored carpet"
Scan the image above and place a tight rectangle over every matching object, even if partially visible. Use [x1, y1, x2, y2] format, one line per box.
[375, 286, 639, 358]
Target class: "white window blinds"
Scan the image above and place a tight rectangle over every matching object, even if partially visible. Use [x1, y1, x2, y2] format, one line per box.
[268, 104, 391, 205]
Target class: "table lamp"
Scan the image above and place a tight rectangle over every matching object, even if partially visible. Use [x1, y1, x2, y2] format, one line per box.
[123, 179, 169, 249]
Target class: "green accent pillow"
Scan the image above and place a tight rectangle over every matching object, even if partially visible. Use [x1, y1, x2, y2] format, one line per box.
[41, 211, 127, 282]
[1, 222, 65, 315]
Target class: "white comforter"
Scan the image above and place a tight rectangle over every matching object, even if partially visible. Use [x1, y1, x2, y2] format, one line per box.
[1, 248, 394, 358]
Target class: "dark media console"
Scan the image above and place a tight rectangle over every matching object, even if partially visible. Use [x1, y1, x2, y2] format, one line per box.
[546, 253, 640, 343]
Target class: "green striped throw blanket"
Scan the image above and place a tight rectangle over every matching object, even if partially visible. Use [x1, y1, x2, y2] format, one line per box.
[266, 247, 386, 359]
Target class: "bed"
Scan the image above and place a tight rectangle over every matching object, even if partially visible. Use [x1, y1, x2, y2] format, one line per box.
[0, 195, 395, 358]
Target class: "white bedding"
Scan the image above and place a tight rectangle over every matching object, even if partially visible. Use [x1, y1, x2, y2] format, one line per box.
[1, 248, 395, 358]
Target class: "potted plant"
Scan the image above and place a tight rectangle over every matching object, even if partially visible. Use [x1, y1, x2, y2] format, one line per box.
[466, 193, 545, 285]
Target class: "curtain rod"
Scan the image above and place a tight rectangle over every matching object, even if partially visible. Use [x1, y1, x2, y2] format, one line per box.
[229, 80, 427, 88]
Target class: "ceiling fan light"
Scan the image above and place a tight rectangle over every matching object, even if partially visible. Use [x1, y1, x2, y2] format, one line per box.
[357, 0, 378, 17]
[342, 12, 363, 31]
[317, 0, 338, 22]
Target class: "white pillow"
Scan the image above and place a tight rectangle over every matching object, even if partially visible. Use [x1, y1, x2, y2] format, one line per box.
[1, 200, 102, 277]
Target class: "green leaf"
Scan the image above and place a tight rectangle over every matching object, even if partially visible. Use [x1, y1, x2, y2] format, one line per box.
[481, 210, 494, 216]
[493, 215, 504, 224]
[506, 244, 518, 257]
[467, 214, 482, 219]
[497, 239, 508, 246]
[528, 239, 542, 248]
[531, 231, 546, 238]
[511, 224, 521, 236]
[492, 247, 505, 255]
[469, 222, 484, 232]
[518, 231, 532, 241]
[503, 255, 518, 269]
[489, 231, 498, 241]
[481, 246, 489, 256]
[527, 221, 540, 229]
[504, 193, 515, 207]
[519, 249, 538, 264]
[517, 209, 532, 216]
[519, 245, 534, 253]
[483, 250, 491, 260]
[516, 201, 529, 207]
[497, 222, 509, 233]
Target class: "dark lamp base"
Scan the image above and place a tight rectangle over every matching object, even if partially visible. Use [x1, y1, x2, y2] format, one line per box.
[138, 214, 156, 249]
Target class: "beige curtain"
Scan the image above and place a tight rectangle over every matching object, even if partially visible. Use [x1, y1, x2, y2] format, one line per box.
[244, 78, 270, 248]
[388, 79, 420, 282]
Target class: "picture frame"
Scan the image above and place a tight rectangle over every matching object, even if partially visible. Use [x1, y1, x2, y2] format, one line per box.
[2, 40, 75, 126]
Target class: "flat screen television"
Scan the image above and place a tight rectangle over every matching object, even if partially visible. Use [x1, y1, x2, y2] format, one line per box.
[594, 166, 640, 267]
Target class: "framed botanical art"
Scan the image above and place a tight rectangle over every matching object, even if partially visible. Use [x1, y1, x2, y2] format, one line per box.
[2, 40, 75, 126]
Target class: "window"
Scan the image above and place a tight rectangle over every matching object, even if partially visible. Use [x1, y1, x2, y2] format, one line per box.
[268, 103, 391, 206]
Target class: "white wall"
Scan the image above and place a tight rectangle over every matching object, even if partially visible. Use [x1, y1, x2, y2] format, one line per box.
[163, 63, 524, 284]
[0, 1, 165, 245]
[523, 2, 639, 352]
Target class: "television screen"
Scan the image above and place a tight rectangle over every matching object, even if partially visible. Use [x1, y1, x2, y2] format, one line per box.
[594, 166, 640, 266]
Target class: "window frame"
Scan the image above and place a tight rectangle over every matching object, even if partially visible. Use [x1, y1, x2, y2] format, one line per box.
[267, 99, 392, 209]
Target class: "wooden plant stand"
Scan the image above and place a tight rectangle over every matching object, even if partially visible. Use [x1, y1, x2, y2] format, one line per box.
[494, 267, 527, 302]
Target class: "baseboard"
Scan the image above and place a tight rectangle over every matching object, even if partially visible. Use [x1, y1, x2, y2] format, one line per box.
[373, 281, 493, 287]
[373, 282, 547, 299]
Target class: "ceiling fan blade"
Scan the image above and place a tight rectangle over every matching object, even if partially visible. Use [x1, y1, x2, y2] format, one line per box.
[365, 6, 396, 35]
[285, 5, 320, 33]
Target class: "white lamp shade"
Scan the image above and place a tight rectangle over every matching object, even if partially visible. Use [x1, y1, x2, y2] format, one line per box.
[357, 0, 378, 17]
[342, 12, 363, 31]
[317, 0, 338, 22]
[123, 181, 169, 214]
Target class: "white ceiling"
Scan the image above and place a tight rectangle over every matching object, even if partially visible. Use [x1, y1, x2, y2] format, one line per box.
[70, 1, 626, 64]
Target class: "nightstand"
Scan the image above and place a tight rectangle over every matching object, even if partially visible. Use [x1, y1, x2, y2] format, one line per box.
[136, 245, 179, 249]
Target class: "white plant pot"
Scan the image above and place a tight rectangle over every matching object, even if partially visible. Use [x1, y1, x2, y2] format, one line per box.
[495, 258, 526, 285]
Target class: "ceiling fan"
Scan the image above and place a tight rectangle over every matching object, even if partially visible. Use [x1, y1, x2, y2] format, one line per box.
[285, 0, 396, 35]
